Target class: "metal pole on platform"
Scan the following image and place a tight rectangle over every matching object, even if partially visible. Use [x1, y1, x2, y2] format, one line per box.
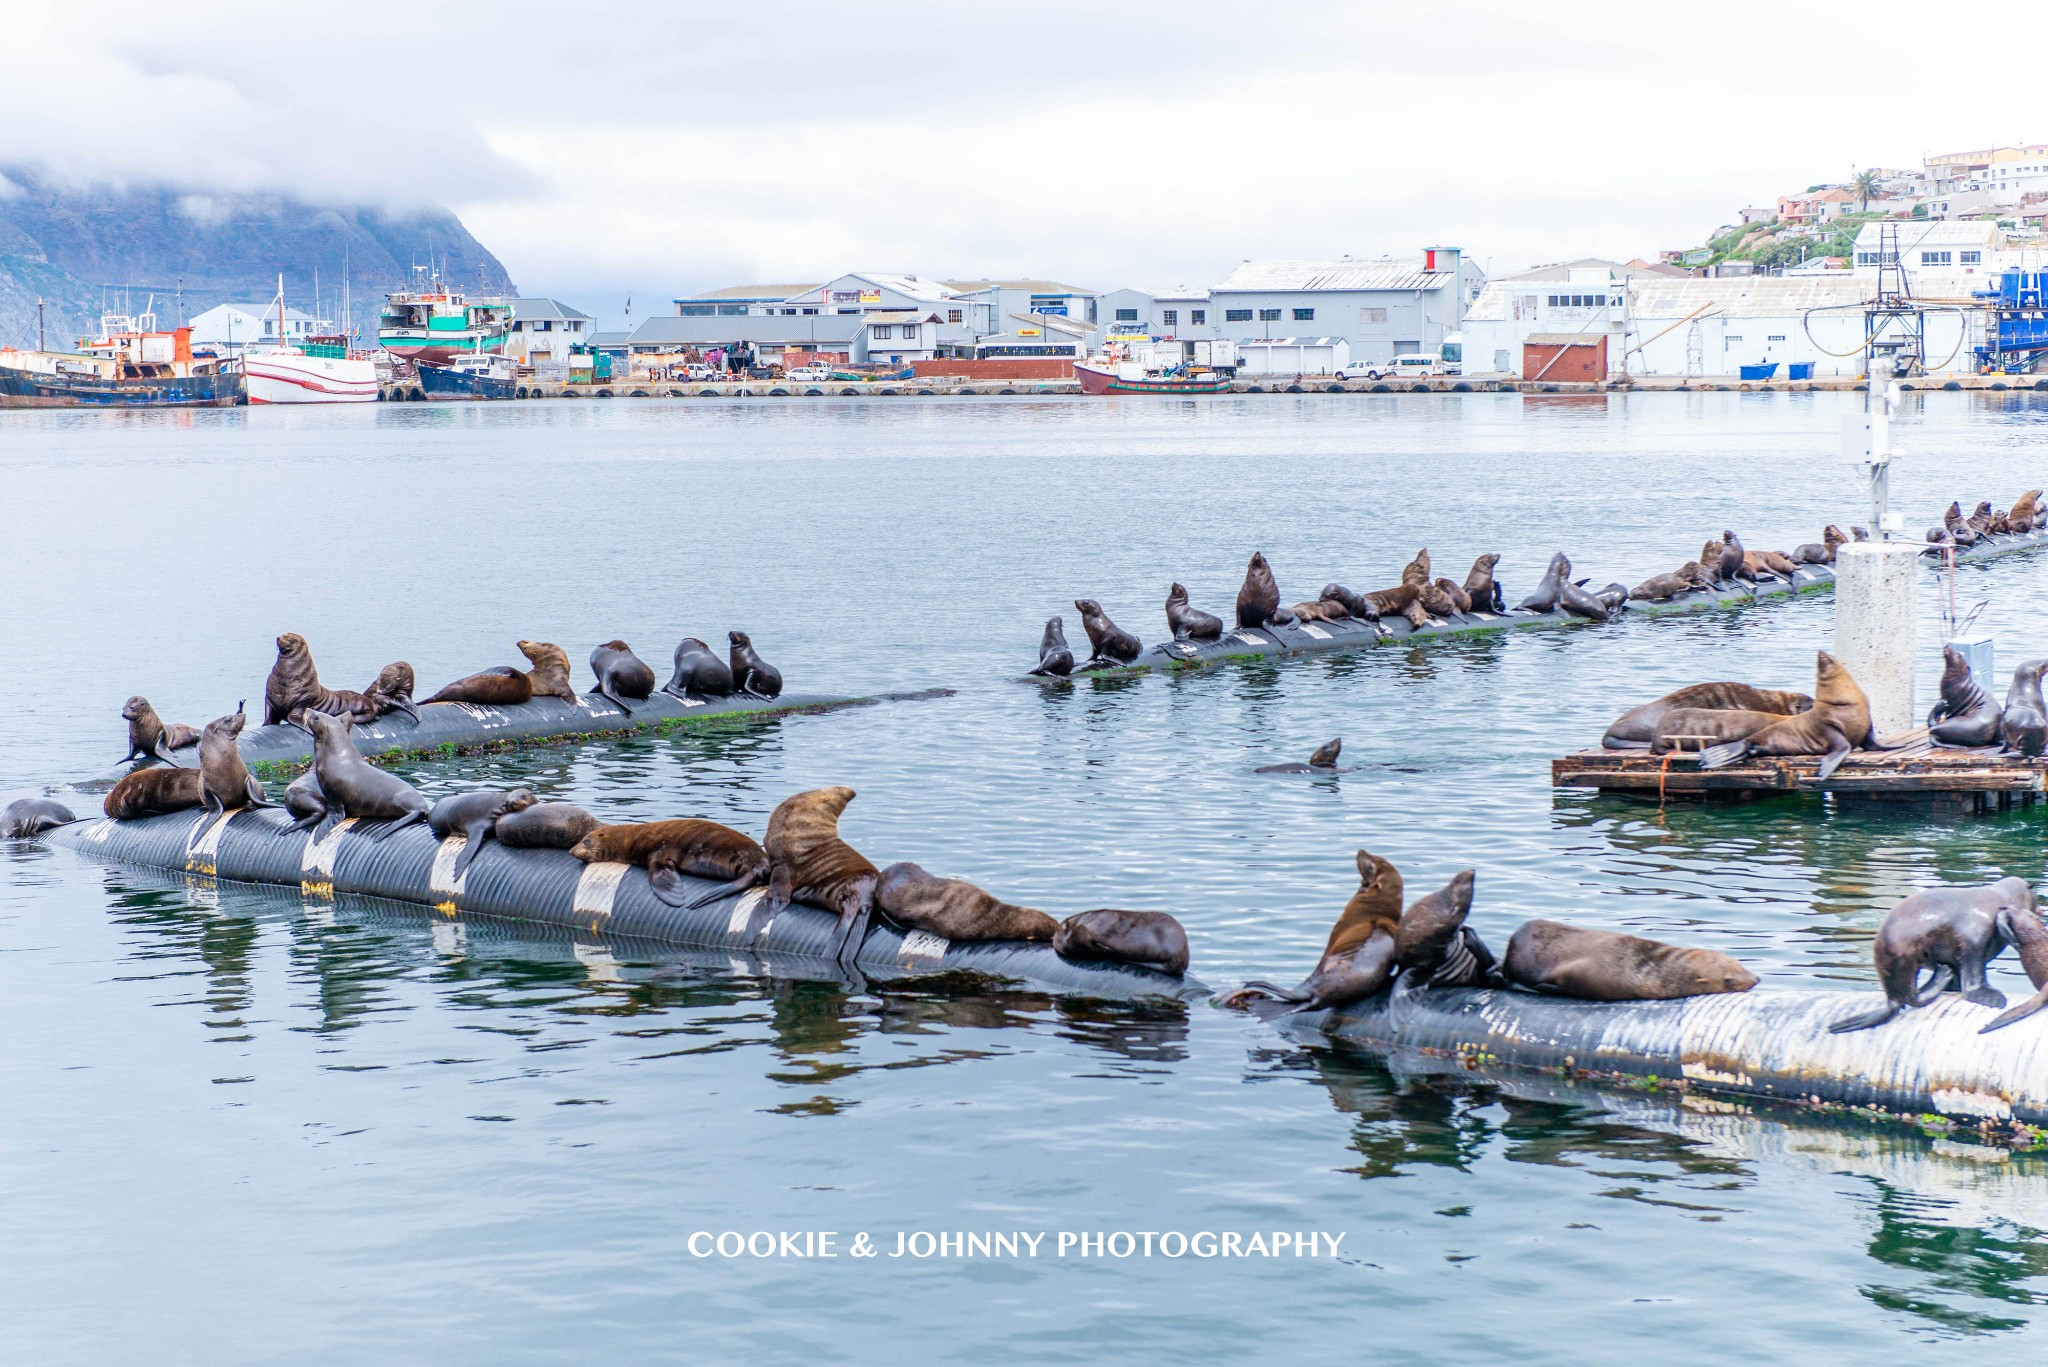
[1835, 353, 1917, 735]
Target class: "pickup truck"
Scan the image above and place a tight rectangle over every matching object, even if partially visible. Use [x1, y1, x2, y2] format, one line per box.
[784, 365, 834, 383]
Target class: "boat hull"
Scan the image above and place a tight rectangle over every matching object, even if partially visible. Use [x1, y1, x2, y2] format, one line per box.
[244, 352, 379, 404]
[1075, 362, 1232, 394]
[418, 363, 517, 401]
[0, 367, 240, 408]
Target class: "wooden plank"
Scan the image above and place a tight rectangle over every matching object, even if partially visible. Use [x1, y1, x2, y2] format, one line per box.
[1552, 730, 2046, 798]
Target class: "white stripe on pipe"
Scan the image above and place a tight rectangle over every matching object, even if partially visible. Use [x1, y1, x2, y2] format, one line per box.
[300, 818, 356, 887]
[726, 887, 768, 937]
[573, 861, 631, 926]
[82, 818, 114, 843]
[1230, 630, 1265, 647]
[184, 809, 237, 874]
[900, 930, 950, 962]
[428, 835, 469, 904]
[1298, 624, 1331, 640]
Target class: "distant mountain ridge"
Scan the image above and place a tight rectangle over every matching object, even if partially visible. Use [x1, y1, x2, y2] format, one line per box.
[0, 167, 517, 348]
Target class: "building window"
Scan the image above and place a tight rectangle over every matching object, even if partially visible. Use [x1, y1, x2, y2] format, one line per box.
[1921, 250, 1952, 266]
[1191, 309, 1206, 324]
[1961, 250, 1982, 264]
[802, 307, 819, 315]
[872, 325, 893, 340]
[1767, 334, 1786, 342]
[1724, 336, 1743, 348]
[1115, 308, 1138, 322]
[1225, 309, 1253, 322]
[1258, 308, 1282, 321]
[535, 320, 552, 331]
[679, 304, 716, 316]
[837, 308, 858, 315]
[718, 303, 749, 316]
[948, 309, 962, 323]
[1293, 308, 1315, 321]
[1162, 309, 1178, 327]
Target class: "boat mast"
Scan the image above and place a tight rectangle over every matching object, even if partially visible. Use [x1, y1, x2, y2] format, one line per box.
[277, 273, 286, 349]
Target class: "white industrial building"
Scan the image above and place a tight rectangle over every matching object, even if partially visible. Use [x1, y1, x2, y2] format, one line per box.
[627, 272, 1014, 361]
[188, 302, 331, 355]
[503, 298, 594, 366]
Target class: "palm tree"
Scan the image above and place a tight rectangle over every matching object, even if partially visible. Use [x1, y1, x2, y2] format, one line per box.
[1852, 169, 1882, 212]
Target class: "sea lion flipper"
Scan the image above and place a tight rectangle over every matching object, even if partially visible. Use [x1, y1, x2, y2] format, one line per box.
[646, 866, 693, 908]
[1815, 735, 1852, 781]
[1909, 963, 1955, 1006]
[684, 873, 760, 911]
[389, 699, 421, 725]
[1981, 985, 2048, 1033]
[452, 821, 493, 879]
[1696, 740, 1748, 769]
[152, 740, 180, 765]
[1828, 1001, 1900, 1033]
[1966, 984, 2009, 1010]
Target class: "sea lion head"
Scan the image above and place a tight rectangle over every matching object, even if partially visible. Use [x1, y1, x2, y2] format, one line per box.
[1167, 582, 1189, 606]
[1308, 737, 1341, 768]
[303, 709, 351, 744]
[1401, 549, 1430, 586]
[372, 662, 415, 694]
[1470, 553, 1499, 572]
[728, 630, 751, 649]
[1677, 947, 1758, 995]
[1354, 850, 1401, 898]
[518, 639, 562, 667]
[1247, 552, 1271, 575]
[276, 632, 307, 656]
[1074, 598, 1103, 620]
[678, 636, 711, 654]
[204, 701, 250, 745]
[1824, 524, 1847, 547]
[600, 639, 631, 653]
[567, 826, 613, 862]
[1814, 651, 1874, 738]
[121, 695, 150, 721]
[1722, 530, 1738, 544]
[1040, 616, 1066, 648]
[1939, 645, 1970, 691]
[502, 788, 538, 815]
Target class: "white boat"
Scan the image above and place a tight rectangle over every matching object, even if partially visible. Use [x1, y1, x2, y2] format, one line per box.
[244, 345, 379, 403]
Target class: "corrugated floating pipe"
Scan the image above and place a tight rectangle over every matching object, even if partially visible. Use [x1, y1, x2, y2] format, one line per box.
[42, 808, 1201, 1002]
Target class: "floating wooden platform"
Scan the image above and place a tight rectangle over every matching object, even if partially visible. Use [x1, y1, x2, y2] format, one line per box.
[1552, 728, 2046, 812]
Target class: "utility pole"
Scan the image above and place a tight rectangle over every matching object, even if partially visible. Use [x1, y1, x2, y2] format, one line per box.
[1834, 351, 1918, 735]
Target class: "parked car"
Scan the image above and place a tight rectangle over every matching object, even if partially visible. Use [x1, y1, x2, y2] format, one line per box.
[1340, 353, 1445, 381]
[682, 363, 718, 381]
[784, 365, 833, 383]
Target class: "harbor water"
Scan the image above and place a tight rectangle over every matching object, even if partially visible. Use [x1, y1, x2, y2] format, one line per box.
[8, 393, 2048, 1359]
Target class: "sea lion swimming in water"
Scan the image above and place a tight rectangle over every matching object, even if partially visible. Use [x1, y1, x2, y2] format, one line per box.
[103, 766, 205, 820]
[587, 640, 658, 714]
[199, 703, 271, 813]
[572, 818, 770, 910]
[1028, 618, 1075, 677]
[1052, 909, 1190, 976]
[763, 786, 881, 963]
[1462, 554, 1505, 614]
[1603, 682, 1815, 750]
[1073, 599, 1141, 670]
[1515, 553, 1570, 613]
[1827, 878, 2029, 1032]
[1234, 552, 1297, 630]
[874, 862, 1058, 942]
[424, 640, 577, 707]
[663, 637, 735, 699]
[1254, 738, 1345, 774]
[728, 631, 782, 699]
[1927, 645, 2002, 748]
[1165, 583, 1224, 641]
[1981, 898, 2048, 1033]
[2002, 658, 2048, 758]
[1503, 920, 1757, 1001]
[493, 801, 600, 850]
[1219, 851, 1404, 1013]
[120, 696, 199, 766]
[427, 788, 539, 877]
[1, 797, 76, 837]
[303, 711, 429, 838]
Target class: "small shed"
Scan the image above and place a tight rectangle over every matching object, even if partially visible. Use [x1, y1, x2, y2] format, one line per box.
[1236, 336, 1351, 375]
[1522, 334, 1608, 382]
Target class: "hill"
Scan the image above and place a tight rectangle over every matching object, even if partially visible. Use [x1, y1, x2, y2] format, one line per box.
[0, 167, 517, 348]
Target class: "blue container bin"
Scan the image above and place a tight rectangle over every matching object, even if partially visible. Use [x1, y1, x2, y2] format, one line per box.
[1739, 362, 1780, 381]
[1785, 362, 1815, 380]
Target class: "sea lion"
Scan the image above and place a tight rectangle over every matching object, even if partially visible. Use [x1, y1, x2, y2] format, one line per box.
[1602, 682, 1815, 750]
[1052, 909, 1190, 976]
[1851, 526, 1869, 542]
[1028, 618, 1075, 677]
[103, 766, 205, 820]
[1318, 584, 1382, 624]
[1927, 644, 2002, 748]
[1746, 549, 1799, 578]
[1650, 707, 1794, 754]
[1421, 577, 1470, 617]
[588, 640, 658, 714]
[1514, 553, 1570, 613]
[1503, 920, 1757, 1000]
[1718, 531, 1751, 583]
[1290, 598, 1355, 623]
[727, 631, 783, 699]
[1165, 583, 1225, 641]
[664, 637, 736, 699]
[1462, 554, 1505, 614]
[1234, 552, 1297, 630]
[763, 786, 880, 962]
[1981, 900, 2048, 1033]
[360, 663, 420, 724]
[1790, 526, 1844, 565]
[1827, 879, 2028, 1032]
[1593, 582, 1630, 613]
[874, 862, 1058, 942]
[1254, 737, 1344, 774]
[1219, 851, 1404, 1012]
[1629, 563, 1706, 602]
[1968, 500, 1997, 534]
[1391, 869, 1496, 989]
[571, 818, 771, 910]
[2000, 490, 2042, 533]
[1074, 599, 1141, 669]
[1693, 538, 1727, 586]
[1943, 503, 1979, 547]
[518, 640, 579, 704]
[1687, 651, 1877, 778]
[281, 768, 330, 834]
[2002, 659, 2048, 758]
[303, 711, 429, 838]
[427, 788, 539, 876]
[199, 703, 270, 813]
[263, 632, 323, 726]
[493, 801, 600, 850]
[424, 640, 575, 707]
[119, 696, 199, 765]
[1556, 576, 1612, 623]
[1, 797, 76, 837]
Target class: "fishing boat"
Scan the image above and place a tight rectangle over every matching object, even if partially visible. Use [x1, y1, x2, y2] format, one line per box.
[0, 309, 239, 408]
[418, 353, 518, 400]
[1074, 358, 1233, 394]
[378, 275, 513, 365]
[243, 278, 379, 403]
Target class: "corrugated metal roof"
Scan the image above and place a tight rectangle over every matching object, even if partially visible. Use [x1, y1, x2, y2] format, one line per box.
[1851, 220, 2004, 250]
[509, 298, 592, 322]
[1213, 258, 1452, 292]
[1465, 275, 1878, 322]
[940, 279, 1095, 294]
[676, 283, 822, 301]
[849, 272, 960, 302]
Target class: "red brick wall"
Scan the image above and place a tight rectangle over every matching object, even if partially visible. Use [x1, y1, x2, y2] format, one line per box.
[909, 358, 1076, 379]
[1522, 337, 1607, 383]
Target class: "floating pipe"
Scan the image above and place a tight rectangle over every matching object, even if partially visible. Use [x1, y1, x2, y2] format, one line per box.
[40, 808, 1201, 1002]
[1035, 526, 2048, 682]
[1284, 975, 2048, 1129]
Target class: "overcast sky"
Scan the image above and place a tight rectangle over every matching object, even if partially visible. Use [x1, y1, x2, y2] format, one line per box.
[7, 1, 2048, 325]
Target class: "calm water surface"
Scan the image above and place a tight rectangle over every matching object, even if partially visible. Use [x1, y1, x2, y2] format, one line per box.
[7, 393, 2048, 1360]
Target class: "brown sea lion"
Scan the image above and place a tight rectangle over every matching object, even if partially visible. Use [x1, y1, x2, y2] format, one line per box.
[2000, 490, 2042, 532]
[2002, 658, 2048, 758]
[1718, 531, 1751, 583]
[1694, 538, 1728, 586]
[1828, 879, 2027, 1032]
[1254, 737, 1344, 774]
[1690, 651, 1877, 777]
[1604, 682, 1815, 750]
[493, 802, 600, 849]
[303, 711, 428, 838]
[1927, 644, 2002, 748]
[199, 703, 270, 813]
[1790, 527, 1843, 565]
[873, 862, 1058, 942]
[426, 788, 539, 876]
[1073, 599, 1141, 669]
[1968, 500, 1997, 534]
[763, 786, 881, 962]
[281, 769, 330, 834]
[1422, 577, 1471, 617]
[571, 818, 770, 909]
[120, 696, 199, 765]
[1629, 563, 1706, 602]
[1234, 552, 1297, 630]
[1359, 582, 1431, 629]
[1462, 554, 1505, 613]
[1289, 598, 1353, 624]
[1, 797, 76, 837]
[1747, 549, 1799, 578]
[1981, 899, 2048, 1033]
[1649, 707, 1793, 754]
[666, 636, 736, 698]
[263, 632, 323, 726]
[1318, 584, 1383, 625]
[1219, 851, 1404, 1012]
[1943, 503, 1979, 547]
[424, 640, 575, 707]
[1515, 552, 1570, 612]
[728, 631, 782, 699]
[588, 640, 658, 714]
[104, 766, 205, 820]
[519, 640, 578, 703]
[360, 663, 420, 723]
[1029, 618, 1075, 677]
[1503, 920, 1757, 1001]
[1165, 583, 1225, 641]
[1392, 869, 1496, 989]
[1052, 909, 1190, 976]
